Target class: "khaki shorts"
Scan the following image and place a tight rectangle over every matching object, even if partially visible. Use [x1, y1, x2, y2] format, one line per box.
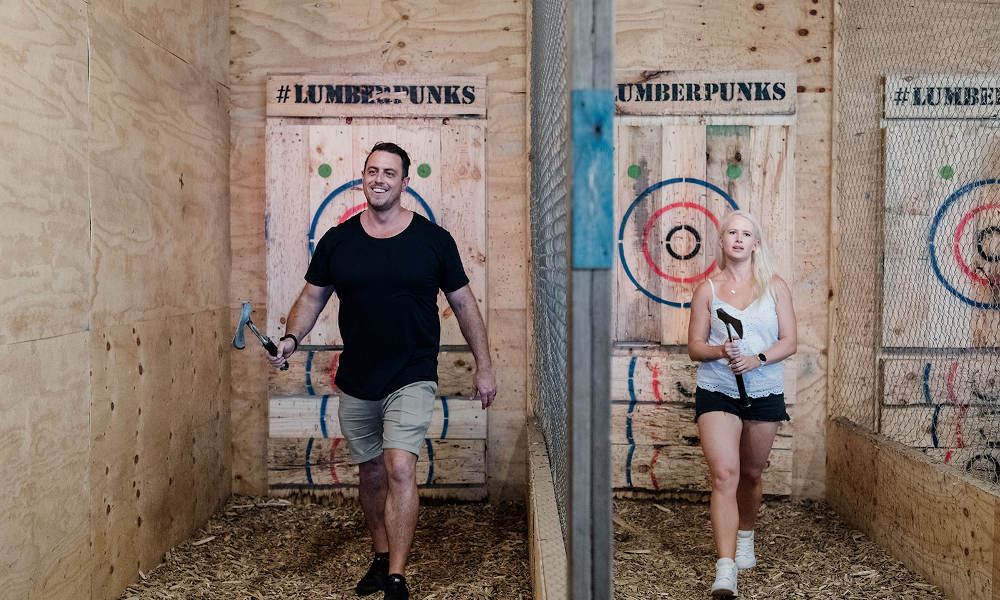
[338, 381, 437, 464]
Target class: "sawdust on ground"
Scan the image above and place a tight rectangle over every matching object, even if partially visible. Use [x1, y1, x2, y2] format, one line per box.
[119, 495, 947, 600]
[613, 497, 947, 600]
[119, 496, 530, 600]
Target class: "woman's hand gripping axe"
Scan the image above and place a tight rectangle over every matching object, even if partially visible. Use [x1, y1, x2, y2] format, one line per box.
[716, 308, 751, 408]
[233, 301, 288, 370]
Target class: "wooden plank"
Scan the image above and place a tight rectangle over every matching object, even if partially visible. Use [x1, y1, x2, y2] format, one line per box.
[265, 121, 312, 341]
[882, 357, 1000, 406]
[611, 347, 797, 405]
[614, 121, 664, 343]
[269, 395, 487, 439]
[610, 402, 792, 450]
[527, 420, 569, 600]
[610, 444, 791, 495]
[269, 349, 477, 397]
[660, 125, 708, 344]
[438, 120, 488, 343]
[305, 122, 356, 345]
[615, 70, 796, 116]
[611, 350, 698, 404]
[267, 74, 487, 117]
[268, 438, 486, 487]
[880, 404, 1000, 449]
[873, 429, 996, 600]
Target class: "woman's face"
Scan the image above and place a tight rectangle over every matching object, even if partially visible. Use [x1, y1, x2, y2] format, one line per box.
[720, 215, 759, 262]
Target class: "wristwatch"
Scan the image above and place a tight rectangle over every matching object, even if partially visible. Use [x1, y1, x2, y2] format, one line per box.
[757, 353, 768, 365]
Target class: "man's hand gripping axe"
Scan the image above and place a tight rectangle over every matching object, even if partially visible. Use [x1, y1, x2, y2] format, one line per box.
[233, 301, 288, 370]
[716, 308, 751, 408]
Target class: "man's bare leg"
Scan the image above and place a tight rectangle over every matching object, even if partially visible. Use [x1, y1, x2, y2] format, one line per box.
[382, 448, 419, 575]
[358, 455, 390, 552]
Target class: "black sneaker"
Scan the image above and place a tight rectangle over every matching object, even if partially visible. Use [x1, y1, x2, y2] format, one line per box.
[383, 574, 409, 600]
[354, 556, 388, 596]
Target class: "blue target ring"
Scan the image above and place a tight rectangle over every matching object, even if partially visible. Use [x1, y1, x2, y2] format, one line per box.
[309, 178, 436, 255]
[618, 177, 738, 308]
[928, 178, 1000, 310]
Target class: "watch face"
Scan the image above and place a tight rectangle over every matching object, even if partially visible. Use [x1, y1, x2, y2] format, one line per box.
[758, 353, 767, 363]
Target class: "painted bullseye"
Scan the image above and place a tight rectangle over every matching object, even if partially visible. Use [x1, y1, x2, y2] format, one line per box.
[978, 226, 1000, 263]
[618, 177, 738, 307]
[953, 203, 1000, 286]
[929, 179, 1000, 310]
[665, 224, 702, 261]
[641, 202, 718, 283]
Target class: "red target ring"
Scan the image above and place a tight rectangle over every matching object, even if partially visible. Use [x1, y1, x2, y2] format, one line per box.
[953, 202, 1000, 286]
[641, 202, 719, 283]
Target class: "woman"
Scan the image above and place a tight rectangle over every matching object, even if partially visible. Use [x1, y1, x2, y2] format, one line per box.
[687, 210, 797, 597]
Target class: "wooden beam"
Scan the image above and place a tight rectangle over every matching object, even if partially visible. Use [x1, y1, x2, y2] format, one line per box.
[268, 438, 486, 488]
[527, 420, 568, 600]
[269, 394, 486, 440]
[269, 349, 476, 397]
[611, 443, 791, 495]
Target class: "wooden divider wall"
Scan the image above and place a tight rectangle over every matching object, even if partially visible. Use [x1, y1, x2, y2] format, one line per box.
[0, 2, 231, 599]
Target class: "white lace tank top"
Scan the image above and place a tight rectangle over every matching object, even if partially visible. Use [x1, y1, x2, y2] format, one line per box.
[696, 279, 784, 398]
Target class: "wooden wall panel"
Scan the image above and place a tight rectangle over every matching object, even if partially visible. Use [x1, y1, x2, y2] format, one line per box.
[0, 1, 90, 344]
[618, 0, 831, 498]
[90, 310, 230, 597]
[0, 334, 91, 600]
[90, 5, 230, 329]
[827, 418, 998, 600]
[122, 0, 228, 84]
[231, 0, 528, 499]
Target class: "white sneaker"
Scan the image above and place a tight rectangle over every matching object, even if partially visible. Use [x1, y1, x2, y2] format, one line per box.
[735, 530, 756, 569]
[711, 558, 738, 597]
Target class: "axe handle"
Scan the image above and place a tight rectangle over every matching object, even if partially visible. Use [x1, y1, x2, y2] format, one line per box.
[722, 324, 751, 408]
[263, 338, 289, 371]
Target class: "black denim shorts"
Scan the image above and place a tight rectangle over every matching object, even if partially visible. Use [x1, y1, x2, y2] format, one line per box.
[694, 386, 790, 423]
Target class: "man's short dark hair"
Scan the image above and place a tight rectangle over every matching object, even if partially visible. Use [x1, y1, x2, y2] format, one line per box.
[367, 142, 411, 177]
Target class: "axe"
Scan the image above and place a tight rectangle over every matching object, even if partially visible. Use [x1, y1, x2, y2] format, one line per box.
[233, 301, 288, 370]
[716, 308, 751, 408]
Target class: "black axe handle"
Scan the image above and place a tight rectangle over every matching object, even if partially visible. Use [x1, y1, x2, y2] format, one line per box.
[263, 338, 289, 371]
[720, 322, 751, 408]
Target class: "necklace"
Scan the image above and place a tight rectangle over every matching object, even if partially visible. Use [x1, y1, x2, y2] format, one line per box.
[730, 288, 737, 295]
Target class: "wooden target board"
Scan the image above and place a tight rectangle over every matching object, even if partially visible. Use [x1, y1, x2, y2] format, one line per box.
[877, 75, 1000, 480]
[264, 74, 488, 500]
[612, 70, 796, 495]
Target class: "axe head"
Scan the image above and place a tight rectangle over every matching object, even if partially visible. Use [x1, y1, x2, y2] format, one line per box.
[233, 301, 252, 350]
[716, 307, 743, 338]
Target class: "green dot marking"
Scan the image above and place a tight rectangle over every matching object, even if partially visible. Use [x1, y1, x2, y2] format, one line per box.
[726, 164, 742, 180]
[417, 163, 432, 178]
[627, 164, 641, 179]
[317, 163, 332, 178]
[940, 165, 954, 180]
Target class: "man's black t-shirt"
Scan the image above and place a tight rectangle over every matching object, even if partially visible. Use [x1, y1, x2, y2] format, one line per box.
[305, 212, 469, 400]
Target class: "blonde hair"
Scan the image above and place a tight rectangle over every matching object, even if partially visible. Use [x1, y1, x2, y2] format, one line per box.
[717, 210, 777, 301]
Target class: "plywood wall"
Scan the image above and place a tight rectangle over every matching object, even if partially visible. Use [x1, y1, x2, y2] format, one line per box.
[0, 2, 231, 599]
[616, 0, 832, 498]
[230, 1, 529, 499]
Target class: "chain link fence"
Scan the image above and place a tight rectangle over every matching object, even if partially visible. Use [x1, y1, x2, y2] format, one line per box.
[832, 0, 1000, 485]
[529, 0, 571, 538]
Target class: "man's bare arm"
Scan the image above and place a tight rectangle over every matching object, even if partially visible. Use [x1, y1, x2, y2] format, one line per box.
[445, 285, 497, 409]
[267, 283, 335, 368]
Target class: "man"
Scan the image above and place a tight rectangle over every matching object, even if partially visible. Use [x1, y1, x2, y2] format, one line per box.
[267, 142, 497, 600]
